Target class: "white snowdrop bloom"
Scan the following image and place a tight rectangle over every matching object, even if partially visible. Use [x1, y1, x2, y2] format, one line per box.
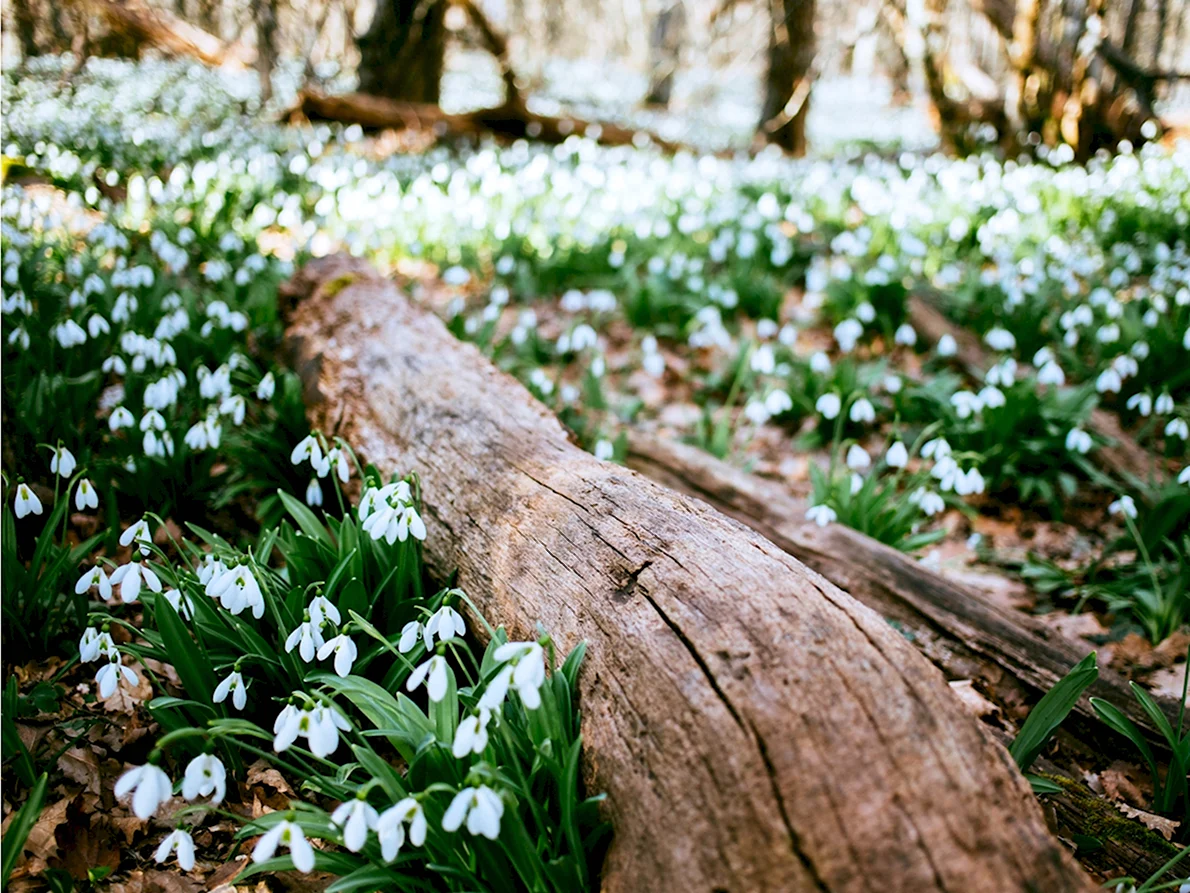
[855, 302, 877, 324]
[921, 437, 951, 460]
[398, 621, 423, 654]
[120, 518, 153, 556]
[286, 619, 326, 663]
[751, 344, 776, 375]
[50, 445, 77, 478]
[570, 324, 598, 352]
[252, 819, 315, 873]
[359, 488, 428, 544]
[894, 323, 917, 346]
[115, 763, 172, 821]
[1179, 467, 1190, 485]
[913, 488, 946, 516]
[845, 444, 871, 469]
[1155, 392, 1175, 414]
[197, 555, 229, 588]
[76, 564, 113, 600]
[936, 334, 958, 357]
[377, 799, 426, 862]
[206, 563, 266, 619]
[308, 595, 341, 627]
[778, 324, 798, 347]
[162, 588, 195, 619]
[155, 829, 195, 871]
[1109, 495, 1138, 519]
[308, 704, 349, 757]
[1096, 368, 1123, 393]
[593, 439, 615, 461]
[54, 319, 87, 348]
[87, 314, 111, 338]
[1066, 428, 1093, 454]
[332, 797, 379, 853]
[885, 441, 909, 468]
[1033, 347, 1054, 367]
[96, 652, 140, 698]
[318, 633, 358, 677]
[182, 753, 226, 804]
[985, 359, 1017, 387]
[809, 351, 832, 374]
[978, 386, 1006, 409]
[757, 319, 779, 340]
[8, 327, 29, 350]
[950, 390, 983, 419]
[805, 504, 836, 528]
[213, 670, 248, 710]
[850, 398, 876, 424]
[849, 473, 864, 495]
[883, 374, 903, 394]
[256, 372, 276, 400]
[744, 399, 770, 426]
[79, 626, 116, 662]
[140, 409, 166, 432]
[219, 394, 246, 426]
[443, 786, 504, 840]
[290, 434, 323, 470]
[816, 393, 841, 420]
[324, 447, 351, 483]
[75, 478, 98, 511]
[184, 419, 213, 451]
[1037, 361, 1066, 386]
[642, 349, 666, 378]
[1126, 393, 1152, 416]
[305, 478, 323, 507]
[109, 561, 162, 603]
[765, 390, 793, 416]
[1112, 355, 1138, 379]
[407, 655, 450, 702]
[1096, 323, 1120, 343]
[108, 406, 135, 431]
[14, 482, 43, 519]
[452, 707, 493, 758]
[1166, 418, 1189, 440]
[955, 468, 985, 496]
[424, 605, 467, 648]
[486, 641, 547, 710]
[834, 318, 864, 353]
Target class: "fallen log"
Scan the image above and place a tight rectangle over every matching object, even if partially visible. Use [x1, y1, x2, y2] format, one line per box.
[624, 432, 1181, 738]
[286, 88, 681, 152]
[906, 293, 1159, 480]
[283, 255, 1094, 893]
[72, 0, 251, 68]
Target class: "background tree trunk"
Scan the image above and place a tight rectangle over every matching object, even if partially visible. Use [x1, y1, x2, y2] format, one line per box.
[282, 254, 1096, 893]
[255, 0, 278, 103]
[357, 0, 448, 102]
[645, 1, 686, 107]
[761, 0, 817, 154]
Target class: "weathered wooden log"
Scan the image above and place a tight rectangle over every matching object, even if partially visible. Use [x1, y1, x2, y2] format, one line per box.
[283, 255, 1094, 893]
[287, 88, 680, 152]
[72, 0, 251, 68]
[906, 293, 1159, 480]
[624, 431, 1181, 737]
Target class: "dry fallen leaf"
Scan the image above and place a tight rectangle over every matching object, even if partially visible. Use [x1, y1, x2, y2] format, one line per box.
[58, 746, 101, 795]
[1114, 802, 1181, 841]
[948, 679, 1000, 718]
[20, 797, 71, 868]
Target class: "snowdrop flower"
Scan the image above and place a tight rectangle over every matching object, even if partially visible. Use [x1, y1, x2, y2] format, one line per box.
[308, 704, 349, 757]
[377, 799, 426, 862]
[594, 439, 615, 461]
[207, 563, 265, 618]
[252, 818, 315, 873]
[76, 566, 112, 602]
[834, 318, 864, 353]
[885, 441, 909, 468]
[97, 653, 140, 698]
[332, 796, 379, 853]
[120, 518, 153, 556]
[109, 561, 162, 603]
[75, 478, 98, 511]
[855, 302, 876, 324]
[1109, 495, 1138, 519]
[1126, 393, 1153, 416]
[894, 323, 917, 346]
[213, 669, 248, 710]
[985, 359, 1017, 387]
[220, 394, 246, 426]
[50, 446, 77, 478]
[954, 467, 985, 496]
[1166, 418, 1189, 440]
[308, 595, 341, 627]
[845, 444, 871, 469]
[305, 477, 323, 507]
[978, 386, 1006, 409]
[453, 707, 492, 758]
[1096, 368, 1123, 393]
[883, 374, 903, 394]
[79, 626, 116, 662]
[442, 786, 504, 840]
[1066, 428, 1093, 454]
[850, 398, 875, 424]
[482, 642, 546, 710]
[162, 588, 195, 619]
[13, 482, 42, 518]
[950, 390, 983, 419]
[155, 829, 195, 871]
[751, 344, 776, 374]
[1179, 467, 1190, 485]
[921, 437, 951, 461]
[359, 484, 427, 544]
[325, 447, 351, 483]
[911, 488, 946, 516]
[54, 319, 87, 348]
[286, 617, 326, 663]
[805, 504, 836, 528]
[984, 327, 1016, 351]
[1037, 361, 1066, 386]
[318, 632, 358, 677]
[407, 655, 450, 702]
[816, 393, 841, 420]
[765, 390, 793, 416]
[809, 351, 832, 374]
[109, 406, 135, 431]
[1155, 392, 1176, 414]
[424, 604, 467, 648]
[290, 434, 323, 471]
[937, 334, 957, 357]
[256, 372, 276, 400]
[182, 753, 226, 804]
[115, 762, 172, 820]
[398, 621, 423, 654]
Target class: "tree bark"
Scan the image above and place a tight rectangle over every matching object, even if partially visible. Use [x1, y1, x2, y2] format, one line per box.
[357, 0, 447, 103]
[68, 0, 252, 68]
[624, 431, 1182, 740]
[282, 254, 1095, 893]
[761, 0, 816, 155]
[13, 0, 40, 60]
[645, 2, 686, 107]
[255, 0, 278, 103]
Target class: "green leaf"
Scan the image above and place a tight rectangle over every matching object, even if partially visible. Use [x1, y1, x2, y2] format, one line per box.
[1009, 652, 1098, 772]
[1025, 774, 1065, 795]
[278, 490, 334, 548]
[2, 772, 48, 885]
[312, 673, 432, 763]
